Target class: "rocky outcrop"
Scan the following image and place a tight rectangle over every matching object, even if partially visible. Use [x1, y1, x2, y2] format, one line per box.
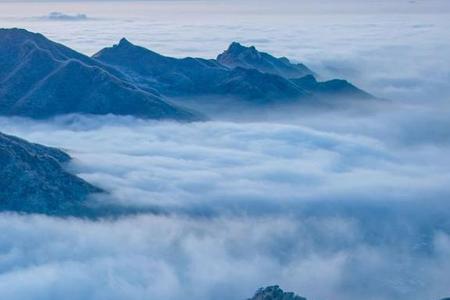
[0, 132, 101, 215]
[248, 286, 307, 300]
[217, 42, 313, 79]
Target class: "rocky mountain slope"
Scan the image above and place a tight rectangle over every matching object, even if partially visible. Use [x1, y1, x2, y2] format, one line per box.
[94, 38, 308, 100]
[0, 131, 101, 215]
[0, 28, 198, 120]
[217, 42, 314, 79]
[0, 28, 375, 119]
[95, 38, 374, 103]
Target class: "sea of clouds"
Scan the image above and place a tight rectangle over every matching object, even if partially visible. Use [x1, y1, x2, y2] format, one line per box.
[1, 102, 449, 300]
[0, 1, 450, 300]
[1, 0, 449, 102]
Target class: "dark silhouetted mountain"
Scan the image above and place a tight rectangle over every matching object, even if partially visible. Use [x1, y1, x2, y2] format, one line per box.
[1, 28, 374, 117]
[94, 38, 307, 101]
[0, 28, 198, 121]
[217, 42, 314, 79]
[0, 132, 101, 215]
[95, 38, 373, 103]
[215, 67, 308, 100]
[248, 286, 307, 300]
[292, 74, 373, 100]
[93, 37, 229, 96]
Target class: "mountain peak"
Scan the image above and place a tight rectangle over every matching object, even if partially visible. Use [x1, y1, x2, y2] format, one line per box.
[0, 27, 32, 35]
[118, 37, 133, 47]
[228, 41, 247, 50]
[0, 28, 199, 121]
[226, 42, 258, 55]
[217, 42, 314, 79]
[0, 28, 44, 43]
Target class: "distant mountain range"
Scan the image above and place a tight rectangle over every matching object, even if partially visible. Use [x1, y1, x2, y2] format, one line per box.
[0, 131, 101, 215]
[0, 28, 197, 121]
[0, 28, 375, 215]
[0, 28, 374, 120]
[94, 38, 373, 102]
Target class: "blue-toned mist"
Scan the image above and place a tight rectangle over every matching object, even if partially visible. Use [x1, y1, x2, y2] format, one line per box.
[0, 1, 450, 300]
[1, 98, 450, 300]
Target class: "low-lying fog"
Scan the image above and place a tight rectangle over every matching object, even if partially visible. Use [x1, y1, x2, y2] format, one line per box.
[1, 98, 450, 300]
[1, 1, 450, 299]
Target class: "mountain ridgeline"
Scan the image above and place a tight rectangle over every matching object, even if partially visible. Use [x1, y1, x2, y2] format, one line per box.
[0, 28, 197, 121]
[217, 42, 314, 79]
[94, 37, 373, 102]
[0, 28, 375, 215]
[0, 28, 374, 121]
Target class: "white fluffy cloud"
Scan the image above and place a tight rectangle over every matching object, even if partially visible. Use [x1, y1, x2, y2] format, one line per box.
[1, 214, 336, 300]
[1, 108, 449, 212]
[1, 100, 450, 299]
[0, 212, 449, 300]
[0, 1, 450, 299]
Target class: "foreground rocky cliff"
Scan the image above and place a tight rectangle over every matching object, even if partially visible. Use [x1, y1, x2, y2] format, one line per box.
[0, 132, 101, 215]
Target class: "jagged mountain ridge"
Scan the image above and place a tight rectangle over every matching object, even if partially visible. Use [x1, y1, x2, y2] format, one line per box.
[94, 38, 374, 102]
[0, 131, 102, 215]
[0, 28, 198, 120]
[0, 28, 375, 120]
[93, 38, 230, 95]
[292, 74, 372, 100]
[217, 42, 314, 79]
[93, 38, 309, 100]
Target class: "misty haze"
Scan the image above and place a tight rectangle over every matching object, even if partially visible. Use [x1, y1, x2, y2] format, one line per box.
[0, 1, 450, 300]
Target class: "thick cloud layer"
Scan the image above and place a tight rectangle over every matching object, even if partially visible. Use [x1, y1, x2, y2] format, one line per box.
[1, 104, 449, 212]
[0, 212, 449, 300]
[0, 1, 449, 299]
[1, 100, 450, 300]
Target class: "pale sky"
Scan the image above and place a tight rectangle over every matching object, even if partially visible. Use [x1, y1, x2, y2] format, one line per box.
[0, 0, 449, 14]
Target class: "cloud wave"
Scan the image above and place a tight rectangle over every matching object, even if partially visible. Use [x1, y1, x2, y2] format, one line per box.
[0, 101, 449, 299]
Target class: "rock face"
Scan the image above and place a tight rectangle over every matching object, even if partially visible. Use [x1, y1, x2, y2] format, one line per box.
[248, 286, 307, 300]
[217, 42, 314, 79]
[0, 28, 198, 121]
[0, 132, 101, 215]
